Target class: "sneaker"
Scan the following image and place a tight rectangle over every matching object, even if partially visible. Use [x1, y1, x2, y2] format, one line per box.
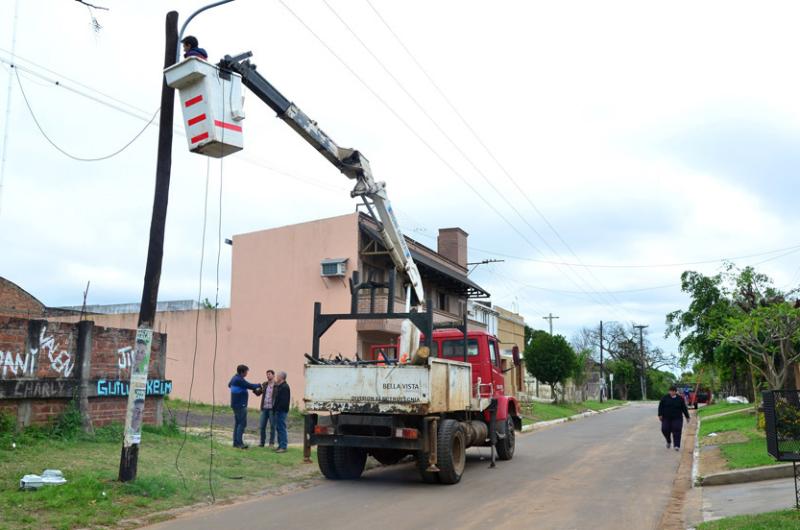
[269, 443, 275, 448]
[674, 446, 680, 451]
[258, 444, 264, 448]
[666, 442, 671, 449]
[274, 448, 287, 453]
[240, 444, 249, 449]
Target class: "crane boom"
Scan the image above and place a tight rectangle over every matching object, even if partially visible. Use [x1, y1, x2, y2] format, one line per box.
[217, 52, 425, 306]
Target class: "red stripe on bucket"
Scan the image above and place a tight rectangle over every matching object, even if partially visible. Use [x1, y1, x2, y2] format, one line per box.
[185, 95, 203, 107]
[191, 132, 209, 144]
[188, 113, 207, 126]
[214, 120, 242, 132]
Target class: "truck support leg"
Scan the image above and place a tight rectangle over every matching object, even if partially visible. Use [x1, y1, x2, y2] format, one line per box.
[426, 417, 439, 472]
[488, 399, 498, 469]
[303, 414, 316, 463]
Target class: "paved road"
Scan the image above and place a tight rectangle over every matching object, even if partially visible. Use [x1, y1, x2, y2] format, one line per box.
[148, 403, 682, 530]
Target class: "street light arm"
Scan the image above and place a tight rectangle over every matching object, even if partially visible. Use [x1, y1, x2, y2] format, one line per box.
[176, 0, 237, 62]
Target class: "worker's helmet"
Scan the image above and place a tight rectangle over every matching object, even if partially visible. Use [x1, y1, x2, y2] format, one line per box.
[181, 35, 199, 48]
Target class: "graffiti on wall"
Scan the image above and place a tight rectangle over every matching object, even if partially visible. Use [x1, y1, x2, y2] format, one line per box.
[96, 379, 172, 397]
[37, 327, 74, 378]
[0, 351, 35, 378]
[0, 379, 77, 399]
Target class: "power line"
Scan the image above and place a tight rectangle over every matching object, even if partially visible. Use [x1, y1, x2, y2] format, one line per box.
[364, 0, 634, 316]
[283, 0, 629, 322]
[14, 67, 160, 161]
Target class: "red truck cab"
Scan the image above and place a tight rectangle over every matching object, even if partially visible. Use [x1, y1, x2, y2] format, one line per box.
[369, 329, 521, 429]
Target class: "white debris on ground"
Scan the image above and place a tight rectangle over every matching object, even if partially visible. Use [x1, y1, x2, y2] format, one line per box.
[726, 396, 749, 404]
[19, 469, 67, 490]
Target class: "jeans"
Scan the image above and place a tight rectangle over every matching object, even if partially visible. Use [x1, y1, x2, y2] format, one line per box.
[259, 409, 276, 446]
[233, 406, 248, 447]
[661, 417, 683, 447]
[274, 410, 288, 449]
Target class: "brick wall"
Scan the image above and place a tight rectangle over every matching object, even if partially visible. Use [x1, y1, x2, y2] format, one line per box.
[0, 278, 46, 318]
[0, 316, 168, 429]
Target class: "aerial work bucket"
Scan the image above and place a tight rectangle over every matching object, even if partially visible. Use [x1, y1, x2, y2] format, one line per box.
[164, 57, 245, 158]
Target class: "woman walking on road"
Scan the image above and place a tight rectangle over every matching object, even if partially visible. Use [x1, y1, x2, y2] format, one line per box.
[658, 385, 691, 451]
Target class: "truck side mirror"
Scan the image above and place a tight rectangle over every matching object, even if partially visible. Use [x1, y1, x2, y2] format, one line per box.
[512, 346, 521, 367]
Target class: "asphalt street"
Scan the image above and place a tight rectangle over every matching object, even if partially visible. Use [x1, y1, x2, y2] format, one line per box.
[147, 403, 682, 530]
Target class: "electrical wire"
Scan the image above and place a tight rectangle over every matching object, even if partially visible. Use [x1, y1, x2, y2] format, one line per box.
[14, 67, 159, 161]
[174, 157, 212, 488]
[365, 0, 634, 313]
[286, 1, 630, 321]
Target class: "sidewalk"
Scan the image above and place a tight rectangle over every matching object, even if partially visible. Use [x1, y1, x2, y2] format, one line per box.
[701, 477, 797, 521]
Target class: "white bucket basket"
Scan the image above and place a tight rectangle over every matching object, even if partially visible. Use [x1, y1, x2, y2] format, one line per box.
[164, 57, 245, 158]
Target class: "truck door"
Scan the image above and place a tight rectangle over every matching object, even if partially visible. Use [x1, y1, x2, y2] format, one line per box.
[488, 339, 504, 396]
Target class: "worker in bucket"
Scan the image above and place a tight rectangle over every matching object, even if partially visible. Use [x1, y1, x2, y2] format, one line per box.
[181, 35, 208, 60]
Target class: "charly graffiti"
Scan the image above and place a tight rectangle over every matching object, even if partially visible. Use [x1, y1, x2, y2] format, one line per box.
[96, 379, 172, 397]
[0, 351, 36, 378]
[0, 379, 77, 399]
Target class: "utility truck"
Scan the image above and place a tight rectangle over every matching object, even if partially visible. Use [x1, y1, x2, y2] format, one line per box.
[165, 51, 522, 484]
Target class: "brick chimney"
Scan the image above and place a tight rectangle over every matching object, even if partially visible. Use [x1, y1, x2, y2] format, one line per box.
[437, 228, 468, 269]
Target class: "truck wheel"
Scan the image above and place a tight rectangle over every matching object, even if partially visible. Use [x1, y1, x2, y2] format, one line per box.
[496, 416, 515, 461]
[415, 452, 440, 483]
[317, 445, 340, 480]
[333, 446, 367, 479]
[371, 449, 405, 466]
[437, 419, 466, 485]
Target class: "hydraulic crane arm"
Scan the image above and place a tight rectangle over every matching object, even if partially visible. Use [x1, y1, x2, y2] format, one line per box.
[217, 52, 424, 306]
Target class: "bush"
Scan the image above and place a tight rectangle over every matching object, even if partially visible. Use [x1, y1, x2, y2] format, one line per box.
[50, 401, 82, 440]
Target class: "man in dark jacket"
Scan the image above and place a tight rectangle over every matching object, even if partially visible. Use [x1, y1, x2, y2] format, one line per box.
[181, 35, 208, 60]
[228, 364, 260, 449]
[658, 385, 691, 451]
[272, 371, 291, 453]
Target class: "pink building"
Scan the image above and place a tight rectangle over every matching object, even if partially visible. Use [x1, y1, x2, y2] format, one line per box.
[56, 212, 489, 407]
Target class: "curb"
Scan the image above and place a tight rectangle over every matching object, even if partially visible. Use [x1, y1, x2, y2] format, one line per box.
[692, 412, 701, 487]
[521, 404, 627, 433]
[698, 463, 795, 487]
[700, 407, 753, 421]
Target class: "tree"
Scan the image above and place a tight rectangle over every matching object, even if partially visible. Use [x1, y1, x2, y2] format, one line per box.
[605, 359, 636, 400]
[524, 333, 577, 403]
[721, 303, 800, 390]
[571, 348, 592, 402]
[666, 263, 799, 398]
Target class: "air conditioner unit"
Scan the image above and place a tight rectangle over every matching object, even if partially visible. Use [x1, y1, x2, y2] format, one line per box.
[320, 258, 347, 277]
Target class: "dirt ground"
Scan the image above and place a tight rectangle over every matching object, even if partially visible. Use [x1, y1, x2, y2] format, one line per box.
[657, 412, 700, 530]
[167, 407, 305, 445]
[699, 445, 729, 476]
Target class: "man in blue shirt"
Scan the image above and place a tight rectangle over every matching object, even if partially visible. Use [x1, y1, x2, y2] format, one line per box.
[228, 364, 261, 449]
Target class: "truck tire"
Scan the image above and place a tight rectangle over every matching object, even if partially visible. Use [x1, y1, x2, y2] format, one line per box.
[415, 451, 440, 483]
[437, 419, 466, 484]
[333, 446, 367, 479]
[371, 449, 405, 466]
[495, 416, 515, 461]
[317, 445, 340, 480]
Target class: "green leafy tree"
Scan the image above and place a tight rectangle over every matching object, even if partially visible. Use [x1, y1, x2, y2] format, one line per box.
[720, 302, 800, 390]
[571, 348, 592, 401]
[605, 359, 636, 400]
[524, 333, 577, 403]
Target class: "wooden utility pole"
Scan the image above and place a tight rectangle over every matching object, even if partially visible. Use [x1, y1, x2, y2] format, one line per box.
[633, 324, 648, 400]
[599, 320, 604, 402]
[543, 313, 559, 335]
[118, 10, 178, 483]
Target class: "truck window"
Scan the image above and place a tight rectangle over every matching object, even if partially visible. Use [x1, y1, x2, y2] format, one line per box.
[442, 339, 479, 358]
[430, 341, 439, 357]
[489, 340, 499, 366]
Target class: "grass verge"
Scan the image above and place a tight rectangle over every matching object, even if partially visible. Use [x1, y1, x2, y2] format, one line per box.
[698, 402, 753, 418]
[697, 509, 800, 529]
[0, 421, 318, 530]
[700, 409, 776, 469]
[519, 400, 625, 425]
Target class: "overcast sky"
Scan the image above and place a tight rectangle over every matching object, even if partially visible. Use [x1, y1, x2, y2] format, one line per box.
[2, 0, 800, 363]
